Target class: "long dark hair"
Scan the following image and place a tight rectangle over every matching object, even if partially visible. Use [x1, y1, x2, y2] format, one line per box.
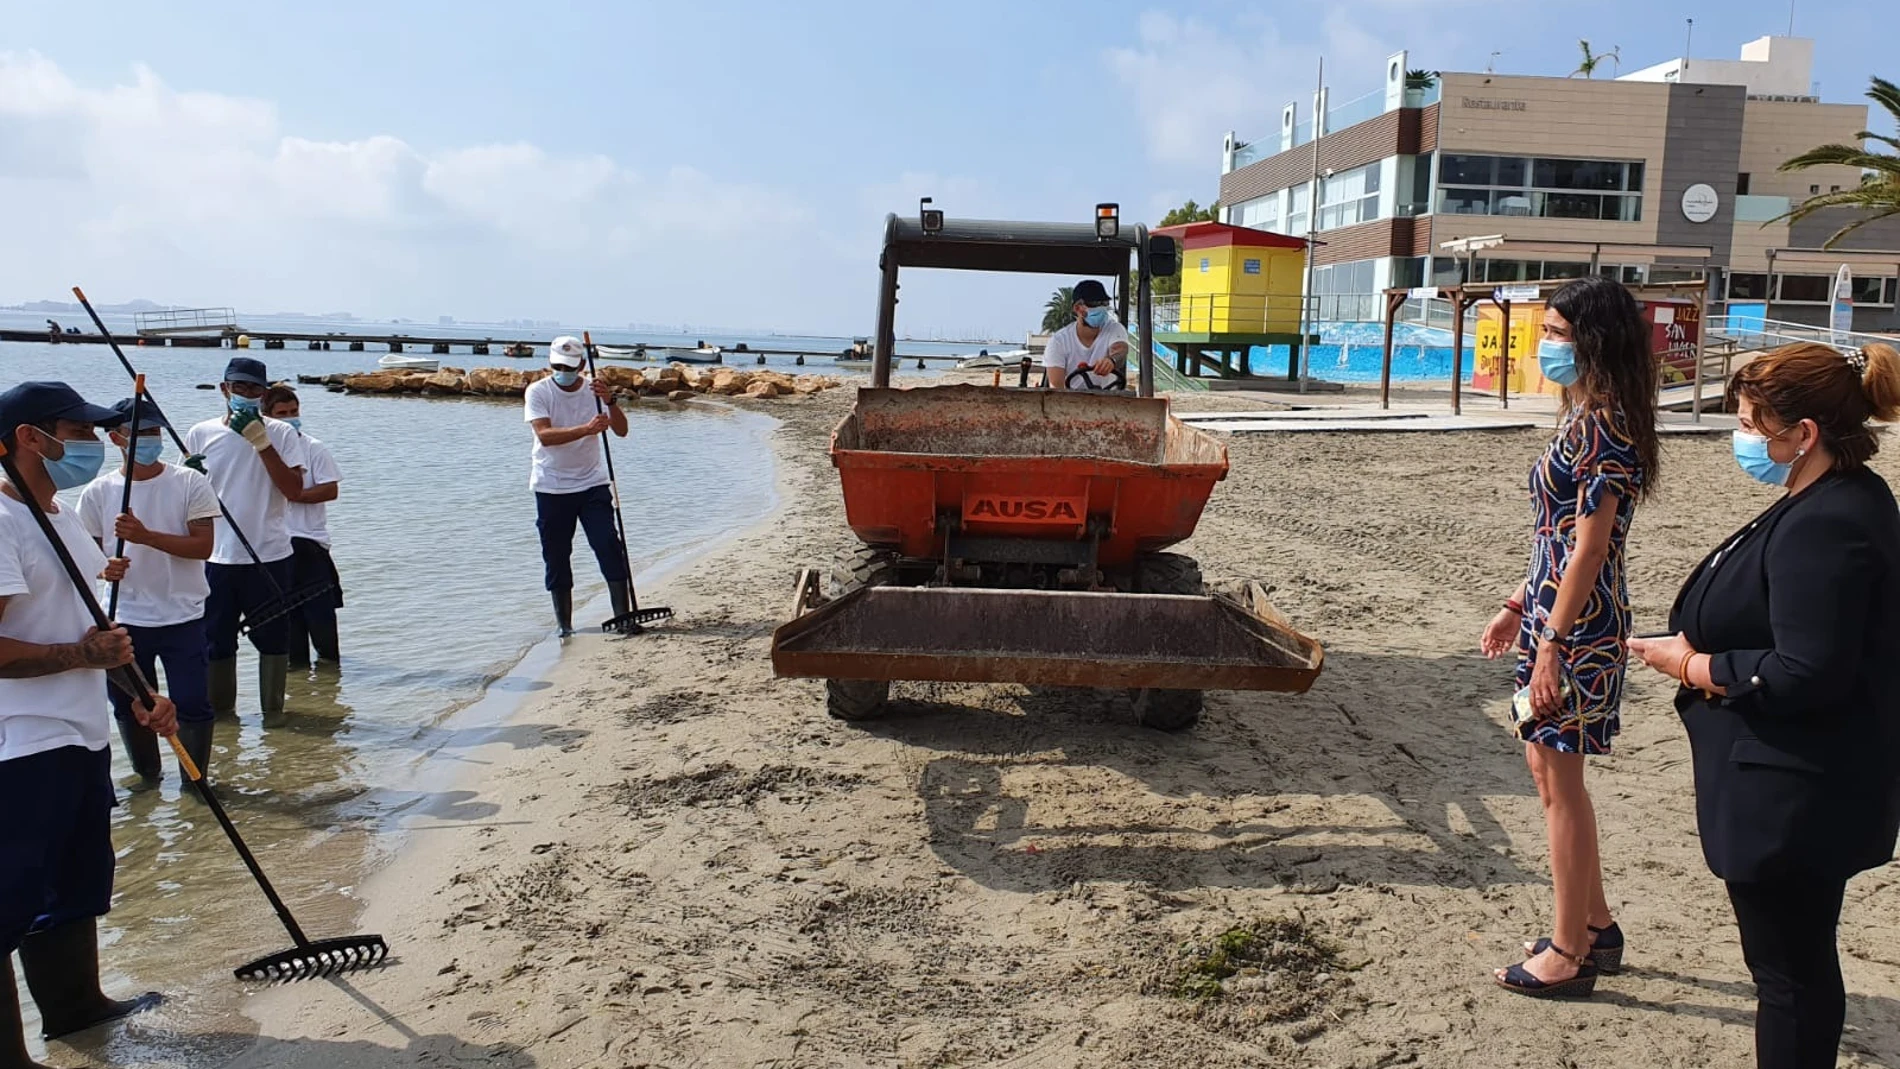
[1547, 275, 1660, 500]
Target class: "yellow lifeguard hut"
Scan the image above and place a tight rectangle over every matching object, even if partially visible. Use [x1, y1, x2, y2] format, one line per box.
[1153, 222, 1314, 381]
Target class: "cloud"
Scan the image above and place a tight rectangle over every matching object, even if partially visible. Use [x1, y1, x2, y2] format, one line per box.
[0, 51, 843, 329]
[1106, 9, 1464, 171]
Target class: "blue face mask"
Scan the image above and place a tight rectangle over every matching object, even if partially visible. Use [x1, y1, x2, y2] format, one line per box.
[283, 417, 302, 431]
[228, 393, 260, 416]
[1733, 431, 1797, 486]
[131, 436, 164, 466]
[43, 437, 105, 490]
[1538, 339, 1579, 387]
[551, 369, 581, 387]
[1083, 306, 1109, 329]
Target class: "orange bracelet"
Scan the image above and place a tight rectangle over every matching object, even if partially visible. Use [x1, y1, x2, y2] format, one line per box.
[1675, 650, 1697, 689]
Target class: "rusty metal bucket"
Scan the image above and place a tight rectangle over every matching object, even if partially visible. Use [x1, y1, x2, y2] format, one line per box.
[771, 577, 1323, 693]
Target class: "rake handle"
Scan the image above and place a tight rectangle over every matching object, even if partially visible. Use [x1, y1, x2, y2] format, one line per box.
[581, 331, 640, 611]
[72, 287, 290, 604]
[107, 372, 146, 619]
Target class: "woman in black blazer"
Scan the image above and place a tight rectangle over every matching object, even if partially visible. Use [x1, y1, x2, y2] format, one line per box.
[1630, 341, 1900, 1069]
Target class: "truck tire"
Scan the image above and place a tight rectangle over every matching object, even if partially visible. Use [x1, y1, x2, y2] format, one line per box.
[1130, 552, 1205, 731]
[825, 546, 898, 722]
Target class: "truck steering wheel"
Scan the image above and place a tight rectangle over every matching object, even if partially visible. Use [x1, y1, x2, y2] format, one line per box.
[1066, 364, 1128, 392]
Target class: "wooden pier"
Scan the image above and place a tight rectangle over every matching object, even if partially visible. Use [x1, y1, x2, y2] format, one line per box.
[0, 326, 978, 363]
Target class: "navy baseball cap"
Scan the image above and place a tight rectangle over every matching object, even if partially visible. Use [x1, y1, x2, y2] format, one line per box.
[223, 356, 270, 386]
[0, 381, 124, 437]
[108, 396, 171, 432]
[1073, 279, 1111, 305]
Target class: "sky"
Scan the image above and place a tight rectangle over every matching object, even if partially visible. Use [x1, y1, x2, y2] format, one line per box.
[0, 0, 1889, 338]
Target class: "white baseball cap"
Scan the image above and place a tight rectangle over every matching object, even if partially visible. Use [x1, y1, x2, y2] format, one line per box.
[549, 335, 586, 368]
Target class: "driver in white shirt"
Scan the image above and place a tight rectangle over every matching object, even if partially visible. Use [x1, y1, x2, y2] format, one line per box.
[1043, 279, 1130, 391]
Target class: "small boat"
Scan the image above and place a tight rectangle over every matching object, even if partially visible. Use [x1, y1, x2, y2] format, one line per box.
[501, 343, 536, 359]
[594, 344, 648, 360]
[660, 346, 723, 365]
[378, 353, 439, 372]
[954, 348, 1032, 370]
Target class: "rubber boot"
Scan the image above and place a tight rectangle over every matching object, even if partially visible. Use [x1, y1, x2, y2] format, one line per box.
[15, 918, 162, 1041]
[0, 957, 51, 1069]
[552, 589, 574, 637]
[306, 607, 341, 666]
[606, 581, 642, 635]
[175, 720, 214, 788]
[114, 715, 162, 792]
[208, 657, 239, 721]
[284, 613, 312, 671]
[258, 655, 289, 724]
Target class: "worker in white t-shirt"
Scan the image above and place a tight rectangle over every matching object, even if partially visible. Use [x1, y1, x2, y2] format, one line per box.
[0, 381, 172, 1057]
[1043, 278, 1130, 391]
[78, 395, 220, 790]
[523, 336, 628, 636]
[183, 357, 307, 724]
[264, 385, 343, 670]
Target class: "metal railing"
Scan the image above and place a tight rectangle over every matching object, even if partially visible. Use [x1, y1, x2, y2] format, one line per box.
[1154, 293, 1318, 334]
[134, 307, 237, 335]
[1707, 314, 1890, 355]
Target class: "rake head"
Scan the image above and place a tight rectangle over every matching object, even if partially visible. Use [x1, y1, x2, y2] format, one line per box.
[235, 935, 390, 983]
[603, 605, 673, 635]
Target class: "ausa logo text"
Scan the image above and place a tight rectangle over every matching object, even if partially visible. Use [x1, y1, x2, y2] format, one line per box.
[964, 495, 1085, 524]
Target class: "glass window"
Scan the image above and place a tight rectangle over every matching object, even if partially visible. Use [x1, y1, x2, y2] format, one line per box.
[1622, 265, 1648, 284]
[1736, 172, 1752, 195]
[1535, 159, 1627, 191]
[1852, 277, 1885, 304]
[1728, 273, 1770, 300]
[1542, 262, 1590, 281]
[1393, 257, 1426, 289]
[1778, 274, 1831, 302]
[1440, 154, 1496, 186]
[1438, 187, 1492, 215]
[1887, 279, 1898, 305]
[1495, 157, 1528, 187]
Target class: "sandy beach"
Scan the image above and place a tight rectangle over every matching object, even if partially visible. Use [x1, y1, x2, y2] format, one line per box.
[187, 384, 1900, 1069]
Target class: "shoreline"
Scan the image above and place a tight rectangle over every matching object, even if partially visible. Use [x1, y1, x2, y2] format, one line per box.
[162, 384, 1900, 1068]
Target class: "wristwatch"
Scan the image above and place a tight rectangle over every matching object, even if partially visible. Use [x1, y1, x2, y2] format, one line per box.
[1538, 624, 1566, 646]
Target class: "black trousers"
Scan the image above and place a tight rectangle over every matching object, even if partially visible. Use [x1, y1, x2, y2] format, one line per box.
[533, 485, 626, 591]
[1726, 878, 1849, 1069]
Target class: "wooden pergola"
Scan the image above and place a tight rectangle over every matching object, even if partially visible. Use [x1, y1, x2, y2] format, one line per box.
[1379, 236, 1718, 416]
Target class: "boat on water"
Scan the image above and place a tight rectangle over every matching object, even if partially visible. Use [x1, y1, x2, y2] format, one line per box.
[378, 353, 440, 372]
[594, 344, 648, 360]
[501, 343, 536, 359]
[660, 346, 723, 365]
[954, 347, 1032, 370]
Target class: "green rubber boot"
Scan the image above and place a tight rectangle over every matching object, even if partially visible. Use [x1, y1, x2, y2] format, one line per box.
[258, 655, 289, 723]
[16, 918, 162, 1040]
[175, 720, 214, 788]
[208, 657, 239, 721]
[0, 956, 49, 1069]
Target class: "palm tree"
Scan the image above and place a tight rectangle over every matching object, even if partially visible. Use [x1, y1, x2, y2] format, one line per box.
[1777, 76, 1900, 247]
[1041, 287, 1076, 333]
[1571, 40, 1615, 79]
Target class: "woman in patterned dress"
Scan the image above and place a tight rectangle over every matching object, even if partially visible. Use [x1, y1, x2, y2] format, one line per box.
[1480, 275, 1660, 997]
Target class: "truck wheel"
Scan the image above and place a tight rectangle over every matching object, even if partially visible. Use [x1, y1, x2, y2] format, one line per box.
[1131, 552, 1205, 731]
[825, 546, 898, 722]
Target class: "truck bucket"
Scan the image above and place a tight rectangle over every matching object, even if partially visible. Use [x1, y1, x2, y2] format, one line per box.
[771, 579, 1322, 693]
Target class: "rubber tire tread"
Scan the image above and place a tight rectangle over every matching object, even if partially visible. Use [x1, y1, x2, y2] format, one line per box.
[1131, 552, 1205, 731]
[824, 546, 898, 721]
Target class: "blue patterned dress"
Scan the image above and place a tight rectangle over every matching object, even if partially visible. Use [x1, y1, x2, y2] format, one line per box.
[1515, 407, 1645, 754]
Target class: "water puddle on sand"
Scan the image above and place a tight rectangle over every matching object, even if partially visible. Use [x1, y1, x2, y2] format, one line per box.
[0, 341, 780, 1065]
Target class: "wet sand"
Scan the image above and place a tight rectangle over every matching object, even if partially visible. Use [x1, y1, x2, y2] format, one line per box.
[63, 384, 1900, 1068]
